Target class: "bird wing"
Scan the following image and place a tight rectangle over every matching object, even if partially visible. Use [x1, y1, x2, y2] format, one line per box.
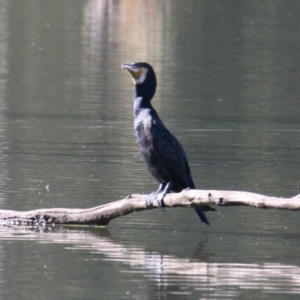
[143, 112, 193, 189]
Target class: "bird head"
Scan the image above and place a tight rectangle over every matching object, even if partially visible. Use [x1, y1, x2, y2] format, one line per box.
[122, 62, 157, 100]
[122, 62, 156, 84]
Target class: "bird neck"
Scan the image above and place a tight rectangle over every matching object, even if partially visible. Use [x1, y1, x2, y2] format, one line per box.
[133, 96, 153, 117]
[133, 85, 155, 116]
[134, 82, 156, 103]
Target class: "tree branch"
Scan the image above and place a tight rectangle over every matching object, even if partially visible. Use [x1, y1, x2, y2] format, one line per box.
[0, 189, 299, 226]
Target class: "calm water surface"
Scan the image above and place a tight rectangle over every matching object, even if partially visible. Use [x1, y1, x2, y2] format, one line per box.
[0, 1, 300, 299]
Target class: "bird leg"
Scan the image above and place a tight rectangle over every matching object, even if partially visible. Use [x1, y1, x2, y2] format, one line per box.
[146, 182, 172, 211]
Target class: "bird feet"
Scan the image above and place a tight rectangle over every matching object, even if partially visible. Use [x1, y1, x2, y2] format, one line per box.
[146, 190, 165, 210]
[145, 182, 171, 211]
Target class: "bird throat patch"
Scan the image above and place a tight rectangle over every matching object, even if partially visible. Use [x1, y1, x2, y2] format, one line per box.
[130, 67, 148, 85]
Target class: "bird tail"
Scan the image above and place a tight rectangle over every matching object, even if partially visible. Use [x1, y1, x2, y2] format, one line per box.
[194, 208, 216, 226]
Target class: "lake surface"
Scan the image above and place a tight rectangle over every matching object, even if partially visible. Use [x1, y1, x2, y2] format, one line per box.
[0, 0, 300, 299]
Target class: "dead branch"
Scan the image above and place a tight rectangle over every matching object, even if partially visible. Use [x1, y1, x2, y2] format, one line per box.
[0, 189, 299, 226]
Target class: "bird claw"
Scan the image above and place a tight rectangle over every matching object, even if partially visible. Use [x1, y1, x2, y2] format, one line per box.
[146, 191, 165, 211]
[145, 182, 172, 212]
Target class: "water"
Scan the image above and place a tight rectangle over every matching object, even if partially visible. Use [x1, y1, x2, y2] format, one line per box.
[0, 0, 300, 299]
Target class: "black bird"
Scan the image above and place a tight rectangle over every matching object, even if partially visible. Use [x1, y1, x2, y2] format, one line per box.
[122, 62, 215, 225]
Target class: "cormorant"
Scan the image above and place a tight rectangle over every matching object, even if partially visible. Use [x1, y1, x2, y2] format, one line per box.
[122, 62, 215, 225]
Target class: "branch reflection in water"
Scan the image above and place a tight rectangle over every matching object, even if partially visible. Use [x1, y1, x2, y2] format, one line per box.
[0, 225, 299, 298]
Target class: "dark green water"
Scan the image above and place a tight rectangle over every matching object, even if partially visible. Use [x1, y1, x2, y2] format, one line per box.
[0, 0, 300, 299]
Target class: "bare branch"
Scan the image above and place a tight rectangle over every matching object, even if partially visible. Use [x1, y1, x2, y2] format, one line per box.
[0, 189, 298, 226]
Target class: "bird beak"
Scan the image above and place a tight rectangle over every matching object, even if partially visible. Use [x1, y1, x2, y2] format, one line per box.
[122, 63, 143, 80]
